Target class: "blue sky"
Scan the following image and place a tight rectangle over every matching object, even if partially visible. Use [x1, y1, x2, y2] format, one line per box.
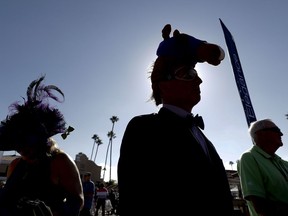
[1, 0, 288, 182]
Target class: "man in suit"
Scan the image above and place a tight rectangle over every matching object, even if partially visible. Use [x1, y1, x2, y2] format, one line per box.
[117, 24, 233, 215]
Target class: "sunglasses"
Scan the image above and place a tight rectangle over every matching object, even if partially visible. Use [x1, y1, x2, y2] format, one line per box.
[173, 66, 198, 81]
[259, 127, 283, 135]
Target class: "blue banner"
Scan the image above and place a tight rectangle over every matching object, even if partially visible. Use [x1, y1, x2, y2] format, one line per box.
[219, 19, 257, 127]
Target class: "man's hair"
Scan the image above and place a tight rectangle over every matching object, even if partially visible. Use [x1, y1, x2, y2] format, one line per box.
[150, 57, 177, 105]
[84, 172, 91, 177]
[249, 119, 277, 143]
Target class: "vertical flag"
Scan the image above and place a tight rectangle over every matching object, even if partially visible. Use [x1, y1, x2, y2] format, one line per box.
[219, 19, 257, 127]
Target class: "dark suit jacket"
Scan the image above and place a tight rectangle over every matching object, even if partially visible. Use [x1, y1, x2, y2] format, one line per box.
[117, 107, 233, 215]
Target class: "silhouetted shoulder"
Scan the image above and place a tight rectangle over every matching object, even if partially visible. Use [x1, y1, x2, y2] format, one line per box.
[128, 113, 158, 124]
[51, 151, 76, 171]
[7, 157, 21, 178]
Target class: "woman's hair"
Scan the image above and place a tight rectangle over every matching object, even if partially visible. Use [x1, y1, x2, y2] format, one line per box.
[47, 137, 62, 155]
[0, 75, 67, 151]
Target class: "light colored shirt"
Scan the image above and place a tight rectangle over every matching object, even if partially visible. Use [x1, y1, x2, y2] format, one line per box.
[96, 187, 108, 199]
[237, 145, 288, 216]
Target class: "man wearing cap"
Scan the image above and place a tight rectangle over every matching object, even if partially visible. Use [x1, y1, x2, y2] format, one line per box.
[117, 24, 233, 215]
[237, 119, 288, 216]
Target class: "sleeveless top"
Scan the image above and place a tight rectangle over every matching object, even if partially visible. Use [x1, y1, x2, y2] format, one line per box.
[0, 156, 66, 215]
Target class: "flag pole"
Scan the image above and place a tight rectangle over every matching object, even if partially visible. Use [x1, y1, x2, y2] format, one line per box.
[219, 18, 257, 127]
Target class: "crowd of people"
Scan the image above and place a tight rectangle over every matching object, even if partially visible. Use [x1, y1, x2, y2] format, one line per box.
[80, 173, 118, 216]
[0, 22, 288, 216]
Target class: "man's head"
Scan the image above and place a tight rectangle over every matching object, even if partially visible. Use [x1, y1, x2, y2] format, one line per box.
[249, 119, 283, 153]
[150, 24, 224, 109]
[83, 172, 92, 181]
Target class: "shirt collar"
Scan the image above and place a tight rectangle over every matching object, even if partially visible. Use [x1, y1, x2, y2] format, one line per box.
[163, 104, 191, 118]
[252, 145, 281, 160]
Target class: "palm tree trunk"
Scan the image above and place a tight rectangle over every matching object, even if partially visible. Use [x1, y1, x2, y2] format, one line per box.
[103, 141, 111, 180]
[93, 144, 99, 163]
[90, 140, 96, 160]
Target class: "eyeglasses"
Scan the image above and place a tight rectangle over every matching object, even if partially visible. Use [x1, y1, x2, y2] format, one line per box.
[259, 127, 283, 135]
[174, 66, 198, 81]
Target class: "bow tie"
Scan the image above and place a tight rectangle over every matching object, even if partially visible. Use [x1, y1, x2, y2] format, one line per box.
[185, 114, 205, 130]
[61, 126, 75, 140]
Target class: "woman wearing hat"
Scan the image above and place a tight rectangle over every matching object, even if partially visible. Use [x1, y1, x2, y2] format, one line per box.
[0, 75, 84, 215]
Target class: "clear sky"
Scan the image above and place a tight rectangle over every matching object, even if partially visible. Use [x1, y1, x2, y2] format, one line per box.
[1, 0, 288, 182]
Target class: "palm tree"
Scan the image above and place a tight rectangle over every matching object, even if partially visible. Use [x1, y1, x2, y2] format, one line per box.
[229, 161, 234, 170]
[93, 136, 103, 163]
[90, 134, 98, 160]
[102, 116, 119, 182]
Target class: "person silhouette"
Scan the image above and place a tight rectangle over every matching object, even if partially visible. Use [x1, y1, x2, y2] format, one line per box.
[117, 24, 233, 215]
[81, 172, 95, 216]
[94, 182, 109, 216]
[0, 75, 84, 215]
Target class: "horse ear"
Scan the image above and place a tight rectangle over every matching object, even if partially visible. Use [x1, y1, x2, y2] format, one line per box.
[162, 24, 171, 40]
[173, 29, 180, 37]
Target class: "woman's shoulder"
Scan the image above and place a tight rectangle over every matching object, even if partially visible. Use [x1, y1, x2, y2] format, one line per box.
[10, 157, 22, 166]
[51, 151, 75, 167]
[50, 151, 79, 183]
[7, 157, 22, 177]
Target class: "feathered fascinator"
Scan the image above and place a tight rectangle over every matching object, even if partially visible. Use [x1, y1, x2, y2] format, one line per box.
[0, 75, 67, 151]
